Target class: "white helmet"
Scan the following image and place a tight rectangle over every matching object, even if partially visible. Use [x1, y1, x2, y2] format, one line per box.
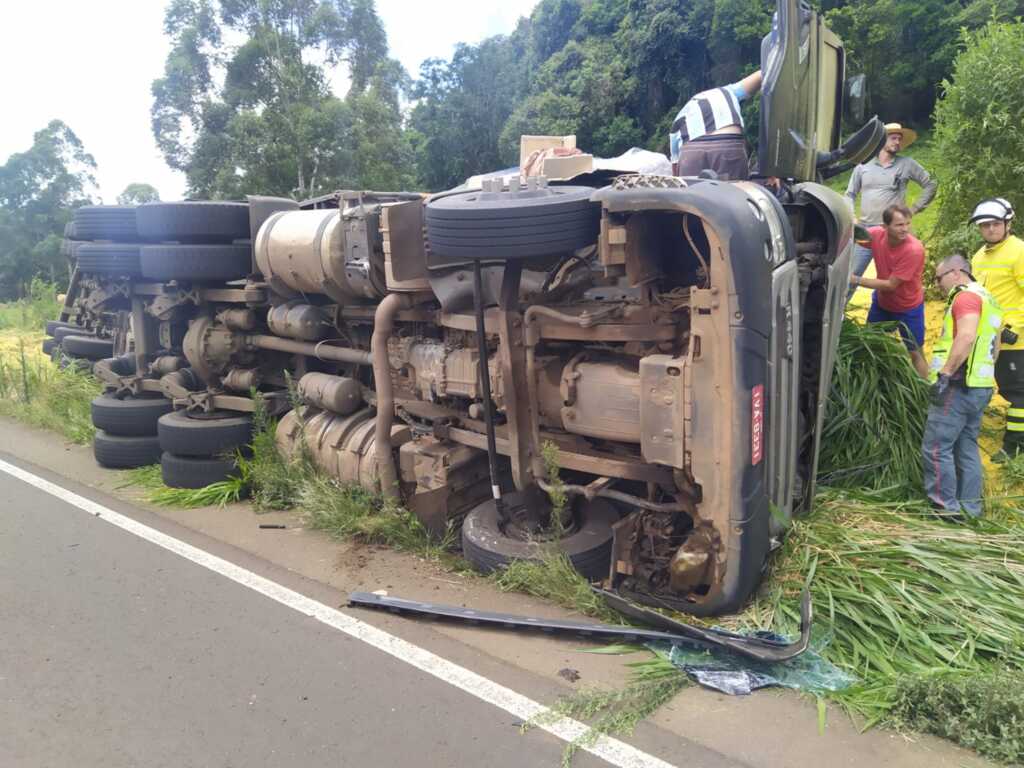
[970, 197, 1015, 224]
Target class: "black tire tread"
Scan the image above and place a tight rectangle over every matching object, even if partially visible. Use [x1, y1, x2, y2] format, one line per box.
[140, 243, 252, 281]
[93, 431, 162, 469]
[91, 393, 173, 437]
[136, 202, 250, 242]
[161, 452, 239, 489]
[62, 335, 113, 359]
[157, 410, 253, 457]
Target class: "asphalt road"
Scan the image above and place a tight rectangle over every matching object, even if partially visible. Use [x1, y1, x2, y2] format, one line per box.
[0, 460, 635, 768]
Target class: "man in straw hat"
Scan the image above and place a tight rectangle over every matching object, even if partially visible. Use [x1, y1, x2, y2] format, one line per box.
[845, 123, 938, 295]
[923, 253, 1002, 518]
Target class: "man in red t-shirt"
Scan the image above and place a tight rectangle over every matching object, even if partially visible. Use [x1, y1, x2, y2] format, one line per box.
[849, 202, 928, 378]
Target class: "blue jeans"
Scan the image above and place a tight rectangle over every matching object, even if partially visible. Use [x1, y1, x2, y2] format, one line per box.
[922, 385, 993, 518]
[846, 243, 874, 301]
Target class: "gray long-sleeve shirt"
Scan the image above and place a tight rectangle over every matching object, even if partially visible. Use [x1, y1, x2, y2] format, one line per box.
[844, 155, 938, 226]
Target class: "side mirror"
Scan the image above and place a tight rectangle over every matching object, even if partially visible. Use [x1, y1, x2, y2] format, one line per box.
[844, 75, 867, 126]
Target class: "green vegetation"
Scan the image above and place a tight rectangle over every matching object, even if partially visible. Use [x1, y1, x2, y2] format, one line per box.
[0, 279, 61, 331]
[931, 19, 1024, 258]
[892, 669, 1024, 764]
[0, 121, 94, 299]
[151, 0, 412, 199]
[817, 320, 930, 493]
[495, 550, 620, 624]
[116, 183, 160, 205]
[119, 464, 247, 508]
[0, 332, 98, 444]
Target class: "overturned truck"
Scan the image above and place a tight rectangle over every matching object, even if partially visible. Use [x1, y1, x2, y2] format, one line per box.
[50, 0, 884, 614]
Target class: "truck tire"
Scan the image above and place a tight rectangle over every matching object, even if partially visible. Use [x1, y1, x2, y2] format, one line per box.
[157, 410, 253, 457]
[45, 320, 83, 336]
[72, 206, 139, 242]
[461, 497, 617, 581]
[53, 325, 91, 343]
[140, 243, 252, 282]
[42, 338, 57, 356]
[61, 334, 114, 360]
[425, 186, 599, 263]
[75, 243, 142, 277]
[160, 452, 240, 489]
[91, 393, 173, 437]
[136, 202, 250, 243]
[93, 430, 162, 469]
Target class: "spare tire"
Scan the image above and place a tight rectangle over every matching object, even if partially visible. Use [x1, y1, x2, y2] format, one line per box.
[460, 497, 618, 581]
[161, 452, 240, 489]
[62, 335, 114, 360]
[140, 243, 252, 281]
[75, 243, 142, 276]
[157, 410, 253, 457]
[137, 202, 250, 243]
[425, 186, 599, 264]
[72, 206, 139, 242]
[91, 393, 173, 437]
[93, 430, 162, 469]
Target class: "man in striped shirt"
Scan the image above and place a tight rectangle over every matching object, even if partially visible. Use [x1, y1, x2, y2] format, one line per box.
[670, 70, 763, 179]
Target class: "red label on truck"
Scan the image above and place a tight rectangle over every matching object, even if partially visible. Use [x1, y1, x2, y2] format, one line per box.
[751, 384, 764, 466]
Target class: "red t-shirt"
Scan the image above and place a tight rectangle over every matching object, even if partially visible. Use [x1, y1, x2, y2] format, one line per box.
[870, 227, 925, 312]
[950, 290, 983, 335]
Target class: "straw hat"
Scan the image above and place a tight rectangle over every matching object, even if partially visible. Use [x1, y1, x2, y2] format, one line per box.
[884, 123, 918, 148]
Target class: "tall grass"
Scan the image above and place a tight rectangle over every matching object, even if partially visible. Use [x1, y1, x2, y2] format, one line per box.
[0, 278, 62, 331]
[817, 320, 930, 494]
[0, 333, 99, 443]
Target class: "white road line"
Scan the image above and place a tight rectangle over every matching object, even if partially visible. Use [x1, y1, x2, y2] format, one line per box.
[0, 457, 680, 768]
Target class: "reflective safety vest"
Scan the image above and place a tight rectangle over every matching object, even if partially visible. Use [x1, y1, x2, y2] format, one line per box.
[929, 282, 1002, 387]
[972, 235, 1024, 351]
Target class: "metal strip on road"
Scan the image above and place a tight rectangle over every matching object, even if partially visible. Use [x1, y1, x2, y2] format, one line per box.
[0, 457, 679, 768]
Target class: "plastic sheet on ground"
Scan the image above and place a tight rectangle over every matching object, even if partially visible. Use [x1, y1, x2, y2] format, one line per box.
[650, 634, 857, 696]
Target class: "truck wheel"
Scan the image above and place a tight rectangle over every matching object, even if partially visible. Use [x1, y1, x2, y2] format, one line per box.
[461, 497, 617, 581]
[425, 185, 600, 262]
[61, 335, 114, 360]
[160, 452, 240, 489]
[72, 206, 139, 242]
[91, 393, 173, 437]
[45, 320, 83, 336]
[93, 431, 162, 469]
[75, 243, 142, 277]
[136, 202, 250, 243]
[140, 243, 252, 281]
[157, 410, 253, 457]
[42, 338, 57, 356]
[52, 325, 91, 343]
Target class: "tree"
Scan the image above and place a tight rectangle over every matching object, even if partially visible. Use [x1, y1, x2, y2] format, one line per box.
[0, 120, 96, 299]
[117, 183, 161, 205]
[151, 0, 411, 199]
[931, 19, 1024, 257]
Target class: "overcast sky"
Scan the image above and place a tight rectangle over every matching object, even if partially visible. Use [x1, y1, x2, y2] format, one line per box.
[0, 1, 538, 203]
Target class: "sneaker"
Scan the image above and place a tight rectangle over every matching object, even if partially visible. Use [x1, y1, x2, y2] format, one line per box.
[991, 449, 1012, 464]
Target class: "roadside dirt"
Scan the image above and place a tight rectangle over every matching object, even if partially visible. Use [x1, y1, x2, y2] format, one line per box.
[1, 415, 993, 768]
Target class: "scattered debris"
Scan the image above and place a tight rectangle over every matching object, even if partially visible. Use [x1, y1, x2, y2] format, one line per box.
[258, 523, 286, 529]
[558, 668, 581, 683]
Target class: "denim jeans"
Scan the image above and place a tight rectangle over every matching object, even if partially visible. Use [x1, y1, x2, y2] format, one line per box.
[845, 242, 874, 301]
[921, 385, 993, 517]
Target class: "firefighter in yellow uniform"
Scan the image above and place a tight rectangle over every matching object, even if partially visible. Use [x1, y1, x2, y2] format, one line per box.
[924, 254, 1002, 518]
[969, 198, 1024, 461]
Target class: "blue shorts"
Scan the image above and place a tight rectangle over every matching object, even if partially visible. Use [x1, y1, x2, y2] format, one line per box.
[867, 297, 925, 350]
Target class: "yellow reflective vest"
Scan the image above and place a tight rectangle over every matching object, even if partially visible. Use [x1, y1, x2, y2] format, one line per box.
[971, 234, 1024, 351]
[929, 283, 1002, 388]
